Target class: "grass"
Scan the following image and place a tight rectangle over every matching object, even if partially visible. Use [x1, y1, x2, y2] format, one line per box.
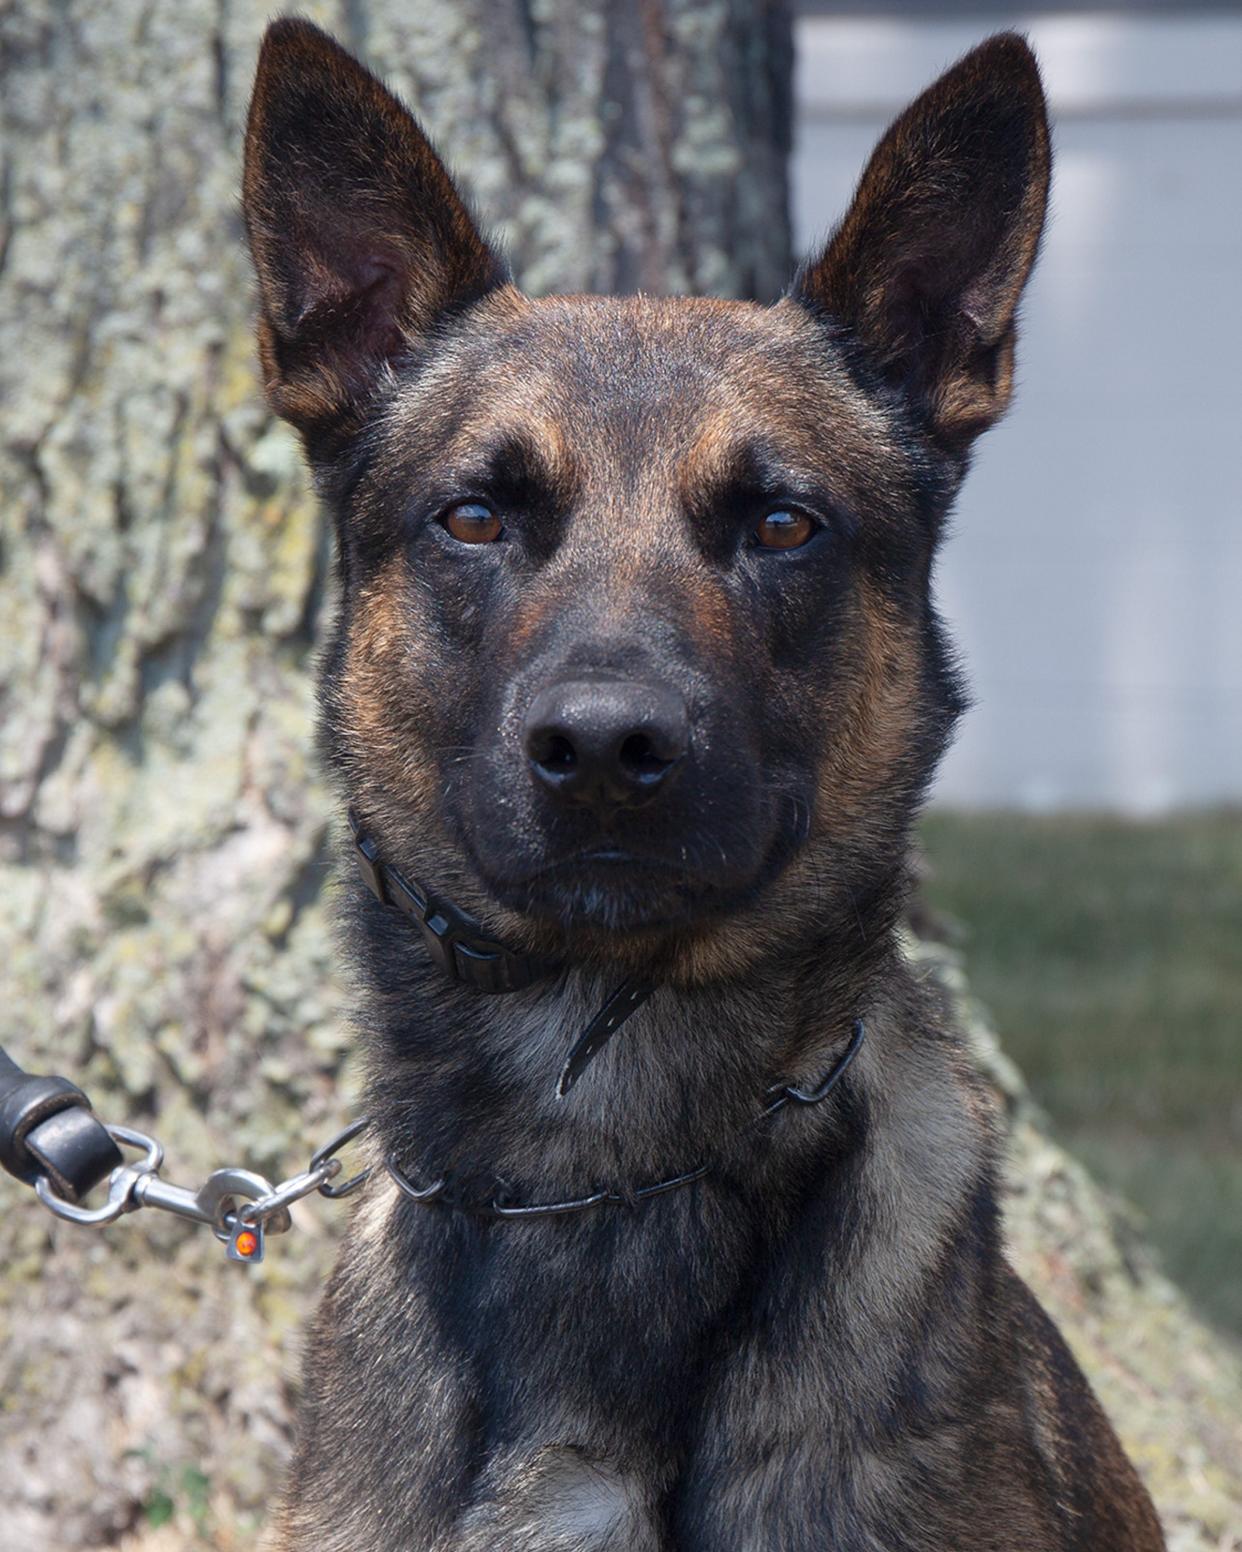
[919, 808, 1242, 1336]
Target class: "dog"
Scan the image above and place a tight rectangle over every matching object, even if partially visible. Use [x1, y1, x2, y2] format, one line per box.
[242, 19, 1165, 1551]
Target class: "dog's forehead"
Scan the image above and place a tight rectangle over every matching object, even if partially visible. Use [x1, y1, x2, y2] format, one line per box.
[390, 290, 901, 497]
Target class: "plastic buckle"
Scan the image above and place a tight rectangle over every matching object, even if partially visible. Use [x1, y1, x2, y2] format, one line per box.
[454, 939, 510, 994]
[353, 828, 387, 904]
[417, 890, 523, 990]
[345, 813, 555, 995]
[417, 904, 460, 981]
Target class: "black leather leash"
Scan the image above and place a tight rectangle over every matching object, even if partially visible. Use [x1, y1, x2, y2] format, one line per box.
[0, 1043, 123, 1204]
[0, 1032, 370, 1263]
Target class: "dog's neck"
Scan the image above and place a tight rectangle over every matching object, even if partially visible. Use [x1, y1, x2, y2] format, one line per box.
[352, 889, 902, 1205]
[345, 872, 992, 1440]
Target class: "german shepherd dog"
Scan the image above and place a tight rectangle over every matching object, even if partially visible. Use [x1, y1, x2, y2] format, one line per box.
[242, 20, 1165, 1551]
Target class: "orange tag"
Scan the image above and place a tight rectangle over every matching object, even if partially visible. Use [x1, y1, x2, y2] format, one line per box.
[227, 1219, 265, 1264]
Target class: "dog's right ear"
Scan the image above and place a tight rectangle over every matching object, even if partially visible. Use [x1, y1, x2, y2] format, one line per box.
[242, 19, 506, 442]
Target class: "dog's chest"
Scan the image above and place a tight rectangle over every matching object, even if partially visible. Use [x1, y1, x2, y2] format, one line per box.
[300, 1175, 777, 1551]
[453, 1448, 667, 1551]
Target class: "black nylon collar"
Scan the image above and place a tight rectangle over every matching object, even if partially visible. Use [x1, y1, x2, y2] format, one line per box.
[347, 812, 657, 1092]
[348, 810, 558, 995]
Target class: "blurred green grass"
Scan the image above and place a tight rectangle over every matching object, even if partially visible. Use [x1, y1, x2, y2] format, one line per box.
[920, 809, 1242, 1336]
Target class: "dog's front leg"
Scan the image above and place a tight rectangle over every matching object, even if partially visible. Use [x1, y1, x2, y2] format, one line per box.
[675, 1291, 1072, 1552]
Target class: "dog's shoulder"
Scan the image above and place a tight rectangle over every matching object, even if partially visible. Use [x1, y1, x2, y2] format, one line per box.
[1001, 1266, 1166, 1551]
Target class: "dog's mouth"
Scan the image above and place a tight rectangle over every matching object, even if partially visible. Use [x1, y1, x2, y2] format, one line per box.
[476, 847, 711, 935]
[469, 819, 808, 939]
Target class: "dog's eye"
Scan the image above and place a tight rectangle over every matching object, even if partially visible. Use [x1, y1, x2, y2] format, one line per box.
[441, 501, 503, 544]
[754, 509, 816, 551]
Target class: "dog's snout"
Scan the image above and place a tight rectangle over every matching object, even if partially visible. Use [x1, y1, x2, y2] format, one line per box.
[523, 678, 688, 810]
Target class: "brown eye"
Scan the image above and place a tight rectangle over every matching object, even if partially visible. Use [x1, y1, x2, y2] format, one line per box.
[754, 509, 816, 550]
[442, 501, 503, 544]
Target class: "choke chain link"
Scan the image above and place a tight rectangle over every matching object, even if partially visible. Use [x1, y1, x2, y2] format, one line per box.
[33, 1115, 372, 1264]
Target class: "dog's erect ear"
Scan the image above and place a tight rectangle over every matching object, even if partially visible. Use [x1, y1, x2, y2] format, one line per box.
[242, 19, 507, 440]
[793, 33, 1050, 450]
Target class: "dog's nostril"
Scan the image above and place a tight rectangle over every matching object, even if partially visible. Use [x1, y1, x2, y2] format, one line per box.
[533, 732, 577, 776]
[619, 732, 673, 784]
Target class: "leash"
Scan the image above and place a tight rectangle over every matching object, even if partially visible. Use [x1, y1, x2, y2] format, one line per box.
[0, 1042, 371, 1263]
[1, 818, 865, 1256]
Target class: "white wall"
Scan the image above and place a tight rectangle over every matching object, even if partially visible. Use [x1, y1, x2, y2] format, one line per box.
[793, 11, 1242, 809]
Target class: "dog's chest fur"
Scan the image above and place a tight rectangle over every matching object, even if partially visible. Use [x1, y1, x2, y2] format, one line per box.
[267, 963, 1070, 1552]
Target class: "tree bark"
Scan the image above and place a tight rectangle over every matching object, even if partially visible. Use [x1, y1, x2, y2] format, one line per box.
[1, 5, 1239, 1550]
[0, 4, 790, 1547]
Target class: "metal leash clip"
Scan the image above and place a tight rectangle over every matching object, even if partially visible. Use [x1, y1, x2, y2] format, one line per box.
[32, 1116, 372, 1264]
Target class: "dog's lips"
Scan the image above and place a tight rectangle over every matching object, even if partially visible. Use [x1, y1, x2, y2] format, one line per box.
[462, 787, 811, 936]
[552, 848, 655, 869]
[474, 847, 715, 933]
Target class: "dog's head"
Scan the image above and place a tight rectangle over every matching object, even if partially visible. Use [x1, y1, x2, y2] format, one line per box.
[243, 21, 1049, 976]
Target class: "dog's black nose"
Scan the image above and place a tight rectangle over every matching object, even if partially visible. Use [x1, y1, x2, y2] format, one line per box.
[523, 678, 688, 810]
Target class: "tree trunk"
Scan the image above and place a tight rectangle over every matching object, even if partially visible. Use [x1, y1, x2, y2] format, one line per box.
[1, 5, 1238, 1550]
[0, 4, 790, 1547]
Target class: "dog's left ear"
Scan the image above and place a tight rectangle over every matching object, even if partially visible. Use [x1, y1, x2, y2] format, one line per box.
[242, 18, 507, 444]
[793, 33, 1050, 451]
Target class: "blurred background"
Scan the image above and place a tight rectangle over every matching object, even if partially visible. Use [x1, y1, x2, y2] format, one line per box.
[794, 1, 1242, 1336]
[0, 3, 1238, 1548]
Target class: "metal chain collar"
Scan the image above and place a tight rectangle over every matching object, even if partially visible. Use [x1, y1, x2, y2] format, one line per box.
[384, 1018, 866, 1219]
[8, 821, 865, 1262]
